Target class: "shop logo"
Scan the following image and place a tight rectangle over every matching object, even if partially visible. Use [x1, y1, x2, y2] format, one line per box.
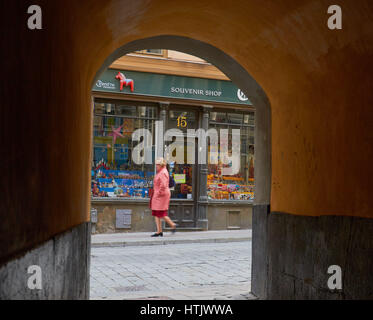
[115, 72, 134, 92]
[96, 80, 115, 90]
[237, 89, 248, 101]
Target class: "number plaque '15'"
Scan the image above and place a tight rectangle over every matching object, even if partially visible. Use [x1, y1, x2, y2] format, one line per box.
[177, 116, 187, 127]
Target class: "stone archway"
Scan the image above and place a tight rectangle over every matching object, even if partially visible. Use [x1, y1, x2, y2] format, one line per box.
[3, 0, 372, 300]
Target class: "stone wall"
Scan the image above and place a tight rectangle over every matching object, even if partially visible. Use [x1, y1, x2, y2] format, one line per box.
[252, 211, 373, 299]
[207, 204, 252, 230]
[0, 223, 91, 300]
[91, 201, 154, 233]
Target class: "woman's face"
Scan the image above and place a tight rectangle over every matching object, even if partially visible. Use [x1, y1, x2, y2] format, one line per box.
[156, 164, 162, 172]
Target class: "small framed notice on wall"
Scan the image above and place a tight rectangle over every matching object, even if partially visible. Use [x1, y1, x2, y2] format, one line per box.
[90, 208, 98, 223]
[116, 209, 132, 229]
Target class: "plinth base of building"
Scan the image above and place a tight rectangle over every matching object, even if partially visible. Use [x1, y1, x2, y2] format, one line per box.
[196, 219, 208, 231]
[252, 209, 373, 299]
[0, 222, 91, 300]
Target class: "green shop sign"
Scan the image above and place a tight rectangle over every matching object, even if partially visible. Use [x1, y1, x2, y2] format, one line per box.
[93, 69, 252, 105]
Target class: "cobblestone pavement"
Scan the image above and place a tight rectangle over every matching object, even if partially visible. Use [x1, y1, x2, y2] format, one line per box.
[90, 241, 254, 300]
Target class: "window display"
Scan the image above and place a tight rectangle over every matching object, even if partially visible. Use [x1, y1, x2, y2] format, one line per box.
[92, 100, 157, 199]
[91, 168, 154, 198]
[91, 101, 255, 202]
[207, 111, 255, 201]
[168, 161, 194, 199]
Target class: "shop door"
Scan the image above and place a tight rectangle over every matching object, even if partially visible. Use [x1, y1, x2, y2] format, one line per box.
[164, 107, 199, 229]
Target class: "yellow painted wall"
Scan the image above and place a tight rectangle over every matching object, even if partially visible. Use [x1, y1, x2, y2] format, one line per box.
[80, 0, 373, 218]
[1, 0, 372, 263]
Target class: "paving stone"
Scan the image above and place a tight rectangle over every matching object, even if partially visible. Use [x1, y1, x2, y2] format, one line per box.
[90, 241, 252, 300]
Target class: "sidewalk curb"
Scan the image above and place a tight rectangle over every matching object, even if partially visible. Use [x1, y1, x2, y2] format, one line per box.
[91, 236, 251, 248]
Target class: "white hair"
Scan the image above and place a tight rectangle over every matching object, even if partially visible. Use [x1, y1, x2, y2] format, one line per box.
[155, 157, 167, 166]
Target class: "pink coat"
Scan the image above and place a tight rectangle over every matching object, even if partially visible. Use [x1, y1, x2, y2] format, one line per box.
[150, 167, 171, 211]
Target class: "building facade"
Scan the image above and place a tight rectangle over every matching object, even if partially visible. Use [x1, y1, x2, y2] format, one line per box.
[91, 50, 255, 233]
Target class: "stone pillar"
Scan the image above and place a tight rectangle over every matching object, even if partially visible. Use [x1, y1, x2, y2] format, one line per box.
[196, 105, 212, 230]
[251, 92, 271, 299]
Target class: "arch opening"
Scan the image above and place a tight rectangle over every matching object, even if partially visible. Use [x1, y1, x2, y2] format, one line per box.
[90, 35, 272, 299]
[92, 35, 271, 206]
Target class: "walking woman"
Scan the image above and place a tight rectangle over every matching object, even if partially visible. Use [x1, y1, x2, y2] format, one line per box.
[150, 157, 176, 237]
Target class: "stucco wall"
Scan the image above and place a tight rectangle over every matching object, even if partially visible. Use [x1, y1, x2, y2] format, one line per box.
[91, 202, 154, 233]
[207, 204, 253, 230]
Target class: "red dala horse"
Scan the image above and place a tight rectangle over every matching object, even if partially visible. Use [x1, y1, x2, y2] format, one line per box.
[115, 72, 134, 92]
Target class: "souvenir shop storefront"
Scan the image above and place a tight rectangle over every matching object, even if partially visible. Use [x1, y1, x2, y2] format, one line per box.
[91, 68, 255, 233]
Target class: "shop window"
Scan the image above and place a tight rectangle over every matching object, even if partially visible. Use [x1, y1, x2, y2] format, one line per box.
[207, 111, 255, 201]
[210, 112, 226, 122]
[115, 105, 137, 117]
[144, 49, 163, 55]
[228, 113, 243, 124]
[91, 101, 157, 199]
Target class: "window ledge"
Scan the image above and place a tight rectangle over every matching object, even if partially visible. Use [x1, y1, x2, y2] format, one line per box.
[91, 197, 149, 204]
[207, 200, 254, 206]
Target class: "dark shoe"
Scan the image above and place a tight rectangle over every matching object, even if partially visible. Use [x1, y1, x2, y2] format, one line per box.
[171, 225, 177, 234]
[151, 232, 163, 237]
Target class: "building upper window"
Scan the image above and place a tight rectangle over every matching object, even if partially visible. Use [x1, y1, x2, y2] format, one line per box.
[134, 49, 167, 57]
